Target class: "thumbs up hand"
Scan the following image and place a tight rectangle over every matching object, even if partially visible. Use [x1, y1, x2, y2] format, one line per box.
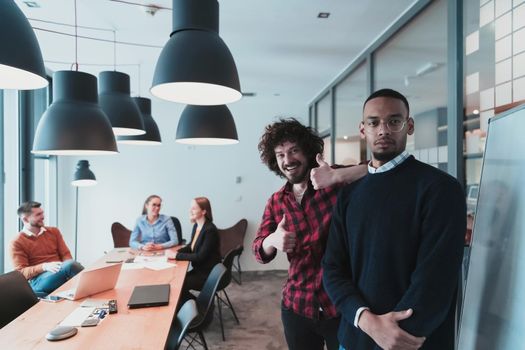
[310, 153, 335, 190]
[263, 215, 297, 254]
[276, 216, 296, 253]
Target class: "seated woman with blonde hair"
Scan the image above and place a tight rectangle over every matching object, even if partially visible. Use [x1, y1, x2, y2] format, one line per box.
[170, 197, 221, 301]
[129, 195, 178, 251]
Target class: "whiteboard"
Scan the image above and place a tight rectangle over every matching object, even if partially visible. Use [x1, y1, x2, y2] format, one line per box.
[458, 105, 525, 350]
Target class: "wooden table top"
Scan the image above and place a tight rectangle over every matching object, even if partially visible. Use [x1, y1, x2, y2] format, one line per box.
[0, 248, 188, 350]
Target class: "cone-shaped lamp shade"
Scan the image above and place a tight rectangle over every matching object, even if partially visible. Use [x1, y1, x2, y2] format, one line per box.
[175, 105, 239, 145]
[72, 160, 97, 187]
[151, 0, 241, 105]
[99, 71, 145, 136]
[32, 71, 119, 156]
[0, 0, 48, 89]
[118, 97, 162, 145]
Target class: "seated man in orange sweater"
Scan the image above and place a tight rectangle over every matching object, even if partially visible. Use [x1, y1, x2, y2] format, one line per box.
[10, 201, 84, 296]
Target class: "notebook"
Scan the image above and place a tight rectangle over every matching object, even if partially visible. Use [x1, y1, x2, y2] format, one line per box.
[54, 263, 122, 301]
[127, 284, 170, 309]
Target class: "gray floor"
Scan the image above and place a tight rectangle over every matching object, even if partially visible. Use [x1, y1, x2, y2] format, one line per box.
[182, 270, 289, 350]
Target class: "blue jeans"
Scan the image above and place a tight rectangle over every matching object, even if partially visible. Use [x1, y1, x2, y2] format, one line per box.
[29, 259, 84, 295]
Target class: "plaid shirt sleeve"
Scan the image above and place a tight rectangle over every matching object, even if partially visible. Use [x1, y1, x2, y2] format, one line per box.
[252, 194, 281, 264]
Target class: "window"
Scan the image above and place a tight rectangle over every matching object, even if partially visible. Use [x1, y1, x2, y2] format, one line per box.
[2, 90, 20, 273]
[2, 83, 53, 273]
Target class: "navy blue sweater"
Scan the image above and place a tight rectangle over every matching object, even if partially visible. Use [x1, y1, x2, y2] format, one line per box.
[322, 156, 466, 350]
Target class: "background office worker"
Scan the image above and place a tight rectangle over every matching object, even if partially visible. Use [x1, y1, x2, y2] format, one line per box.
[170, 197, 221, 302]
[10, 201, 84, 296]
[322, 89, 466, 350]
[129, 194, 178, 250]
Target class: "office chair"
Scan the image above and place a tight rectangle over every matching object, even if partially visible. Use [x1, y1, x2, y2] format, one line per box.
[165, 299, 198, 350]
[171, 216, 186, 245]
[0, 271, 39, 329]
[110, 222, 131, 248]
[215, 246, 242, 340]
[217, 219, 247, 284]
[183, 263, 227, 350]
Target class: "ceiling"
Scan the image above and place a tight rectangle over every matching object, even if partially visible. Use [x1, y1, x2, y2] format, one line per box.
[16, 0, 417, 113]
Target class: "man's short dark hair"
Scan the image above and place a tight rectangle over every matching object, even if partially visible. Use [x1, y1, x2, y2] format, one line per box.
[17, 201, 41, 217]
[258, 118, 323, 178]
[363, 88, 410, 116]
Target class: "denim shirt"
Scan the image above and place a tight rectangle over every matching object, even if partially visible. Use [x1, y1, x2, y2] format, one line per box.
[129, 214, 178, 249]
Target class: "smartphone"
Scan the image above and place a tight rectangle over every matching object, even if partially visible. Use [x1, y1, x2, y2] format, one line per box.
[40, 295, 65, 303]
[81, 318, 99, 327]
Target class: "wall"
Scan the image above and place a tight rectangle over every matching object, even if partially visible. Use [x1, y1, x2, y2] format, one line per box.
[56, 94, 305, 272]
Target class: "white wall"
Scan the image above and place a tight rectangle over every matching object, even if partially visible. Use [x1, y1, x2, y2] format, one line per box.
[57, 94, 306, 272]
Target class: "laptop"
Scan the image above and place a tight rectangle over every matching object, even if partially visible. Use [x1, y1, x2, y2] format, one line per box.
[54, 263, 122, 301]
[127, 284, 170, 309]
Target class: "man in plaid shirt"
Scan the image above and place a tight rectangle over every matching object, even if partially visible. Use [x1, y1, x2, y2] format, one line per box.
[252, 118, 366, 350]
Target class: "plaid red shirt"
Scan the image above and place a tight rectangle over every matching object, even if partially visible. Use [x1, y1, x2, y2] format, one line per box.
[252, 180, 341, 319]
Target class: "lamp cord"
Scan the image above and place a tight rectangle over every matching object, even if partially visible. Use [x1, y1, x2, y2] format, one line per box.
[137, 63, 141, 96]
[30, 26, 163, 49]
[113, 30, 117, 71]
[73, 0, 79, 71]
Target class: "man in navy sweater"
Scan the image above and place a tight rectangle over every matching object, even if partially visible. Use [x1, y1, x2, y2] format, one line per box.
[322, 89, 466, 350]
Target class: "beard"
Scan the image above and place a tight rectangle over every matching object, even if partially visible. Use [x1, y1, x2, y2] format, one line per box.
[372, 150, 399, 163]
[283, 163, 309, 184]
[30, 220, 44, 228]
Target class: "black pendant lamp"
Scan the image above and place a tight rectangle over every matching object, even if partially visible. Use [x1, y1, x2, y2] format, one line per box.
[71, 160, 97, 186]
[176, 105, 238, 145]
[99, 71, 145, 136]
[0, 0, 48, 89]
[32, 71, 118, 155]
[151, 0, 241, 105]
[118, 97, 162, 145]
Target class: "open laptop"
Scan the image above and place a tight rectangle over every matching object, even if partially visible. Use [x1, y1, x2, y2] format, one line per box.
[127, 284, 170, 309]
[54, 263, 122, 301]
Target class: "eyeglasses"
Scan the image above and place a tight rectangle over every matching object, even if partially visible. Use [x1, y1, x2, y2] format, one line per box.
[362, 117, 408, 134]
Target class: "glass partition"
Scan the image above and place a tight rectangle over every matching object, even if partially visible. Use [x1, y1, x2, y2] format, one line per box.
[374, 0, 448, 171]
[316, 92, 331, 135]
[463, 0, 525, 228]
[334, 63, 367, 165]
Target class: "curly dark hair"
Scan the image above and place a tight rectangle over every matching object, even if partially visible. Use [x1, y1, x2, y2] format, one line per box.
[258, 118, 324, 178]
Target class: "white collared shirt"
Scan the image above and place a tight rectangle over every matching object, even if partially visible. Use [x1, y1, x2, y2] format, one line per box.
[367, 150, 410, 174]
[22, 226, 46, 237]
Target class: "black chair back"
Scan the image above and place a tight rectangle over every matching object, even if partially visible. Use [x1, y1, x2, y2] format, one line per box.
[192, 263, 227, 329]
[218, 246, 243, 290]
[165, 299, 198, 350]
[171, 216, 185, 245]
[0, 271, 39, 328]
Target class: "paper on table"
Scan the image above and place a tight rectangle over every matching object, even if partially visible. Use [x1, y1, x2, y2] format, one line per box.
[143, 261, 176, 271]
[134, 255, 167, 263]
[60, 307, 96, 327]
[121, 263, 144, 270]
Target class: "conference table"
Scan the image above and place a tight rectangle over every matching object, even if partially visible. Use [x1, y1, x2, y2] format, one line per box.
[0, 248, 188, 349]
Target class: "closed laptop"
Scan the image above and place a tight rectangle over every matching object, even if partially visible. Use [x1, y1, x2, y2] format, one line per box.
[127, 284, 170, 309]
